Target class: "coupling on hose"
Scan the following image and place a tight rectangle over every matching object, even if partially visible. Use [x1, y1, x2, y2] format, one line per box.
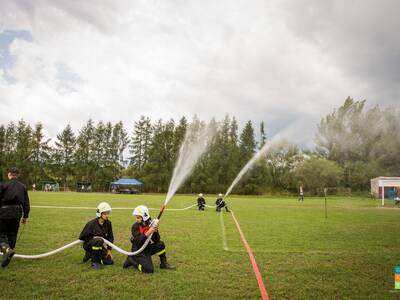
[150, 218, 160, 228]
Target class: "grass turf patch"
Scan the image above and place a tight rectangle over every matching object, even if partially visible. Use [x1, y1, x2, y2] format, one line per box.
[0, 192, 399, 299]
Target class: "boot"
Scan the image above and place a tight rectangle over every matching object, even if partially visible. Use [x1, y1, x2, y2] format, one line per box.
[82, 251, 91, 263]
[160, 254, 176, 270]
[1, 246, 15, 268]
[91, 262, 101, 269]
[123, 257, 138, 269]
[225, 206, 230, 212]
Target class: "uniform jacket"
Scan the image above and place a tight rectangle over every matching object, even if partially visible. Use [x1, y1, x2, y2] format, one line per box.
[0, 179, 30, 219]
[79, 218, 114, 250]
[131, 220, 160, 251]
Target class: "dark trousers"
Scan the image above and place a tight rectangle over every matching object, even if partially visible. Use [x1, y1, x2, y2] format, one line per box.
[198, 204, 205, 210]
[131, 241, 166, 273]
[216, 204, 229, 212]
[0, 218, 20, 249]
[83, 237, 114, 265]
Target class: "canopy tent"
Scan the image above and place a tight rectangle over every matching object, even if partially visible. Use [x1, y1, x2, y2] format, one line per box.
[110, 178, 143, 194]
[111, 179, 144, 186]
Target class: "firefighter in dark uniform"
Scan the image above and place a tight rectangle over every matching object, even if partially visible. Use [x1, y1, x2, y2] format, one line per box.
[197, 193, 206, 210]
[216, 193, 229, 212]
[0, 167, 30, 268]
[123, 205, 175, 273]
[79, 202, 114, 269]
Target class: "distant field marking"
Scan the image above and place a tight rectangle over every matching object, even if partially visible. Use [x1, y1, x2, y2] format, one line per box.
[31, 204, 197, 211]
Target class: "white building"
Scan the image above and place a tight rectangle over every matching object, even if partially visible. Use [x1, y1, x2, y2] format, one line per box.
[370, 177, 400, 205]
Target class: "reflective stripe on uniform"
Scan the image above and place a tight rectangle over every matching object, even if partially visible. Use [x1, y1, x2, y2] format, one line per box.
[92, 246, 103, 250]
[156, 249, 166, 256]
[138, 264, 142, 272]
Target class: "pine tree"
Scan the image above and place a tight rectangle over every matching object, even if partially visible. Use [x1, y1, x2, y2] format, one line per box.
[260, 121, 267, 149]
[239, 121, 256, 163]
[0, 125, 5, 179]
[75, 119, 95, 183]
[54, 124, 76, 190]
[130, 116, 152, 171]
[14, 120, 33, 183]
[30, 123, 51, 185]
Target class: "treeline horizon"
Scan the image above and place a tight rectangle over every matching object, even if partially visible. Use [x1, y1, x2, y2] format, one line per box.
[1, 97, 399, 195]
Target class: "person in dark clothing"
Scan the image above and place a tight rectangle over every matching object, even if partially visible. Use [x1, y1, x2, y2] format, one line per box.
[79, 202, 114, 269]
[0, 167, 30, 268]
[123, 205, 175, 273]
[216, 193, 229, 212]
[197, 193, 206, 210]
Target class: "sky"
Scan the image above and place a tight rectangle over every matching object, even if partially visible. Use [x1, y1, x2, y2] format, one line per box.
[0, 0, 399, 148]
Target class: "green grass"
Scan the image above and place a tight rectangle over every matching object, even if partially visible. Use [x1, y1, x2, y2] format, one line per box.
[1, 192, 400, 299]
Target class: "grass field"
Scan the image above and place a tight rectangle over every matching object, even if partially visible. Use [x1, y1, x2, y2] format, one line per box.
[1, 192, 400, 299]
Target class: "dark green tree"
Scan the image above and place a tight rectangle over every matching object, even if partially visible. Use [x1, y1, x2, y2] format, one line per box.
[53, 124, 76, 190]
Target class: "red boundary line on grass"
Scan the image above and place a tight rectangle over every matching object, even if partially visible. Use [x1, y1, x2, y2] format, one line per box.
[230, 211, 269, 300]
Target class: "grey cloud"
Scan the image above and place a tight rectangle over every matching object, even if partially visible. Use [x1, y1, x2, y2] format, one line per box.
[0, 0, 398, 148]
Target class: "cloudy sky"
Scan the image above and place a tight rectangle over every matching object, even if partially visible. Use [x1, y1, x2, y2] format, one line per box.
[0, 0, 399, 147]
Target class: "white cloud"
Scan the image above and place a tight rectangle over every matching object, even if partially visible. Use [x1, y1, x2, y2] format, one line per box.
[0, 0, 398, 146]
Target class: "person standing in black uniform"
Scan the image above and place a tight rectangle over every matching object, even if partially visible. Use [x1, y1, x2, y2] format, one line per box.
[197, 193, 206, 210]
[216, 193, 229, 212]
[0, 167, 30, 268]
[123, 205, 175, 273]
[79, 202, 114, 269]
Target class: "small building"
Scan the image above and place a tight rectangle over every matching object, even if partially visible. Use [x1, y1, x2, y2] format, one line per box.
[41, 181, 60, 192]
[76, 182, 93, 192]
[371, 177, 400, 205]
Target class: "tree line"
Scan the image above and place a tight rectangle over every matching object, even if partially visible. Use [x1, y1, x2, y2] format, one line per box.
[1, 97, 398, 194]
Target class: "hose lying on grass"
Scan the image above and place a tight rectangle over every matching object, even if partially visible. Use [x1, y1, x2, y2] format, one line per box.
[0, 203, 201, 259]
[0, 237, 151, 259]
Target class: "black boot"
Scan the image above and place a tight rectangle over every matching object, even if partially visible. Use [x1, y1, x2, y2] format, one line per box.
[160, 254, 176, 270]
[225, 206, 230, 212]
[91, 262, 101, 269]
[123, 257, 138, 269]
[1, 246, 15, 268]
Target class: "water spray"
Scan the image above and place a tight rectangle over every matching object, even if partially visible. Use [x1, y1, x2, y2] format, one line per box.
[224, 119, 311, 200]
[135, 120, 217, 255]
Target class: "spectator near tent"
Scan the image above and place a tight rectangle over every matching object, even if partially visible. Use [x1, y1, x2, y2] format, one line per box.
[110, 178, 144, 194]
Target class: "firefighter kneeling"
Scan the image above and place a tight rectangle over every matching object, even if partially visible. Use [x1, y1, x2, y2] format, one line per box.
[123, 205, 175, 273]
[216, 193, 229, 212]
[79, 202, 114, 269]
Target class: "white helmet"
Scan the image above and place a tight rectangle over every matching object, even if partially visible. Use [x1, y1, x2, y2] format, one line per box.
[133, 205, 150, 221]
[198, 193, 203, 197]
[96, 202, 112, 217]
[218, 193, 223, 197]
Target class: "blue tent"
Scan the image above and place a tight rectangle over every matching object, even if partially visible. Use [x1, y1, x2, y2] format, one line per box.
[111, 178, 144, 185]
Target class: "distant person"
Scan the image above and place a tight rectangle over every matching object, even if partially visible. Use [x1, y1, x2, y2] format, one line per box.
[123, 205, 175, 272]
[32, 183, 36, 192]
[216, 193, 229, 212]
[197, 193, 206, 210]
[298, 185, 304, 202]
[79, 202, 114, 269]
[0, 167, 30, 268]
